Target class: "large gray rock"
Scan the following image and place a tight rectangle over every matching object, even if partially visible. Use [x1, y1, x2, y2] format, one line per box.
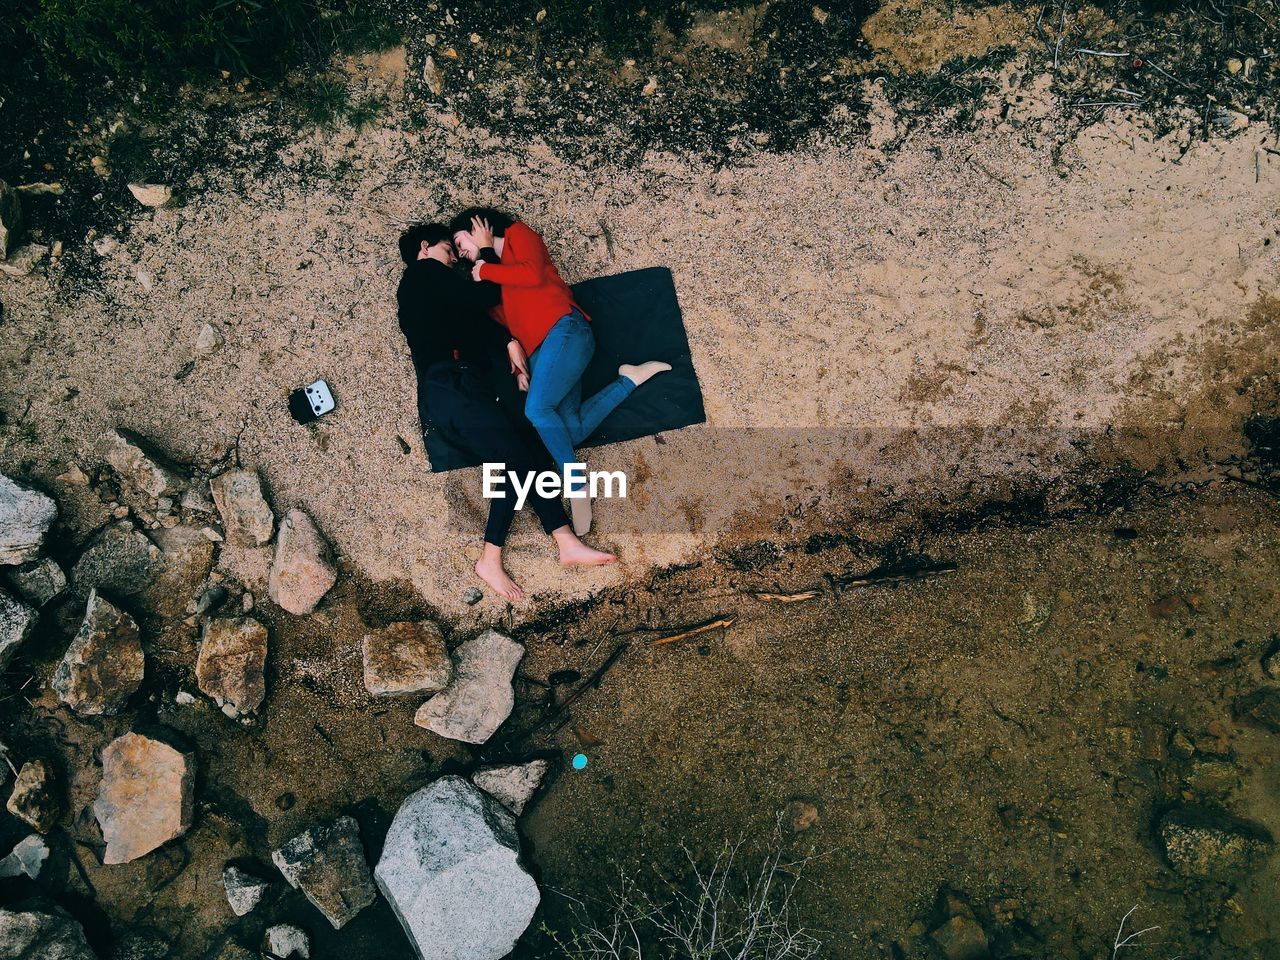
[6, 555, 67, 607]
[101, 429, 186, 506]
[271, 815, 376, 929]
[0, 179, 23, 261]
[70, 522, 165, 606]
[196, 616, 268, 716]
[1158, 806, 1274, 880]
[375, 776, 540, 960]
[472, 759, 552, 816]
[0, 900, 95, 959]
[52, 590, 145, 716]
[70, 521, 213, 619]
[414, 630, 524, 745]
[268, 510, 337, 615]
[94, 731, 195, 864]
[362, 621, 453, 697]
[210, 469, 274, 546]
[0, 474, 57, 565]
[7, 758, 62, 833]
[0, 588, 37, 671]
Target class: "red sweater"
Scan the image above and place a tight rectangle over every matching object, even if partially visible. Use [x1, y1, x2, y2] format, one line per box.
[477, 222, 587, 355]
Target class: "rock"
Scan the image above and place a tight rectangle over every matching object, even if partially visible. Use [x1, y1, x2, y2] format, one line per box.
[194, 322, 225, 356]
[0, 835, 48, 879]
[414, 630, 524, 744]
[196, 616, 268, 716]
[1233, 688, 1280, 732]
[0, 474, 58, 565]
[69, 521, 165, 607]
[6, 556, 67, 607]
[472, 758, 552, 815]
[424, 55, 445, 95]
[210, 470, 274, 546]
[52, 590, 145, 716]
[0, 179, 23, 260]
[127, 183, 172, 207]
[930, 915, 990, 960]
[1263, 644, 1280, 680]
[264, 924, 310, 959]
[362, 621, 452, 697]
[271, 815, 376, 929]
[222, 863, 270, 916]
[0, 588, 36, 671]
[0, 900, 95, 959]
[1185, 757, 1240, 798]
[94, 732, 195, 864]
[642, 76, 659, 96]
[101, 429, 186, 506]
[209, 943, 258, 960]
[182, 481, 217, 515]
[191, 583, 228, 618]
[463, 586, 483, 605]
[148, 524, 217, 618]
[7, 758, 61, 833]
[783, 799, 820, 833]
[0, 243, 47, 276]
[70, 521, 213, 620]
[110, 931, 170, 960]
[1158, 806, 1274, 880]
[375, 776, 539, 960]
[268, 510, 337, 615]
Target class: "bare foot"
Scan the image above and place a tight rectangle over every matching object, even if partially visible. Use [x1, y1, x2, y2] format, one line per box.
[553, 527, 616, 567]
[475, 550, 524, 602]
[619, 360, 672, 387]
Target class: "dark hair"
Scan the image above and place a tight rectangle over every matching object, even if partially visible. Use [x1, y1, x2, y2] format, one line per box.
[399, 223, 452, 265]
[448, 207, 516, 238]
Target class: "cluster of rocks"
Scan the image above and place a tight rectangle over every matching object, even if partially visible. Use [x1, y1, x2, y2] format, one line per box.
[0, 177, 177, 280]
[354, 621, 551, 956]
[2, 433, 557, 959]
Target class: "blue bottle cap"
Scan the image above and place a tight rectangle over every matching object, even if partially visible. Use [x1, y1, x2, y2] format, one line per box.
[572, 753, 588, 770]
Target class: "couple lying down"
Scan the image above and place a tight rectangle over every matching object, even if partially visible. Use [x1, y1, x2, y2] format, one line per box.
[396, 208, 671, 602]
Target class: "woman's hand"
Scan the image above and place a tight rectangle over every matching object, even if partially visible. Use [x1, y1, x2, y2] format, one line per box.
[507, 338, 530, 378]
[470, 215, 494, 249]
[471, 259, 486, 281]
[515, 372, 530, 392]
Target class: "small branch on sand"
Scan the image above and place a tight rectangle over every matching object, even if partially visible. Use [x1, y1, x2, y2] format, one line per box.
[966, 154, 1013, 188]
[834, 558, 958, 590]
[514, 642, 630, 748]
[753, 590, 820, 603]
[653, 617, 735, 646]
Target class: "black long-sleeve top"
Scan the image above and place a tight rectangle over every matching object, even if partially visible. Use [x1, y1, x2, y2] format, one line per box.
[396, 258, 510, 369]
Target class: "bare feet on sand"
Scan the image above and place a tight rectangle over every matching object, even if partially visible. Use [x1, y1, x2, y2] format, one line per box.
[553, 526, 616, 567]
[619, 360, 672, 387]
[475, 545, 524, 602]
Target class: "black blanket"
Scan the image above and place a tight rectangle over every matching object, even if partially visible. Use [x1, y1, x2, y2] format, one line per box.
[423, 266, 705, 472]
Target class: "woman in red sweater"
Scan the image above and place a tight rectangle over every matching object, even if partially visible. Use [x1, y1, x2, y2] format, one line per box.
[450, 208, 670, 534]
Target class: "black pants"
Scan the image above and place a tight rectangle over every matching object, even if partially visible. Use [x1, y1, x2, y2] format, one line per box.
[421, 362, 568, 547]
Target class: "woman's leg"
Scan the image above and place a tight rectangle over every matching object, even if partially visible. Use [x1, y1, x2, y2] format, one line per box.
[523, 312, 595, 478]
[564, 375, 635, 445]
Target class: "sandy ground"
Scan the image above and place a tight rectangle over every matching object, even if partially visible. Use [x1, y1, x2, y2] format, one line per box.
[2, 53, 1278, 623]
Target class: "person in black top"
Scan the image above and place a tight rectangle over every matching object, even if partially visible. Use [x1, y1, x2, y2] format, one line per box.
[397, 223, 616, 602]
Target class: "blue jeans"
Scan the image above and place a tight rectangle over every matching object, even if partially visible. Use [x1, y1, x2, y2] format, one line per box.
[526, 310, 635, 492]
